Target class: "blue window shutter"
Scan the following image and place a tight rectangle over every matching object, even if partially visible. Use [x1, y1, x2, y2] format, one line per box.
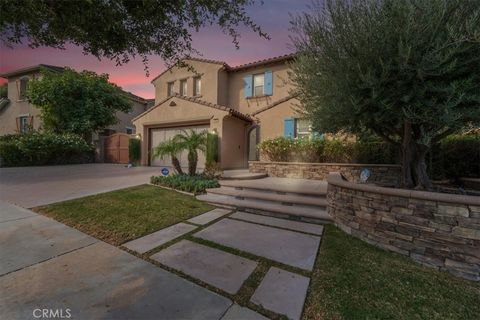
[284, 118, 295, 138]
[264, 70, 273, 96]
[244, 75, 253, 98]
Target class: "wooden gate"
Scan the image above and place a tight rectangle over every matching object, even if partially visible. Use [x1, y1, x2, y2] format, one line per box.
[104, 133, 130, 164]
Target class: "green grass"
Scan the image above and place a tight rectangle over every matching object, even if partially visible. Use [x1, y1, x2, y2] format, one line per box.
[303, 225, 480, 320]
[33, 185, 213, 245]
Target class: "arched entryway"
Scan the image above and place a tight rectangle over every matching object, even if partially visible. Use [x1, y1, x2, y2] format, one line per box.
[247, 125, 260, 161]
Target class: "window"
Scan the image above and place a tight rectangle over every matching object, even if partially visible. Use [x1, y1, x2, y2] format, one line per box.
[253, 73, 264, 97]
[167, 82, 174, 97]
[126, 127, 134, 134]
[19, 116, 30, 133]
[193, 77, 201, 96]
[180, 79, 187, 96]
[19, 77, 29, 100]
[295, 118, 311, 138]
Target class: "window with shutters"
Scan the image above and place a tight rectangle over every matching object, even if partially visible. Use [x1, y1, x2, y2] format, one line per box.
[19, 116, 29, 133]
[193, 77, 201, 96]
[253, 73, 264, 97]
[295, 118, 311, 138]
[180, 79, 187, 96]
[167, 81, 174, 97]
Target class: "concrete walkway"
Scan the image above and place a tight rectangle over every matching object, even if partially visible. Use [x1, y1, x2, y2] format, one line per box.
[0, 164, 160, 208]
[0, 201, 233, 319]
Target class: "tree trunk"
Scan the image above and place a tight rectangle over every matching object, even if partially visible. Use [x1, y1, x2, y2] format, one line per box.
[188, 150, 198, 176]
[401, 120, 432, 190]
[171, 156, 183, 175]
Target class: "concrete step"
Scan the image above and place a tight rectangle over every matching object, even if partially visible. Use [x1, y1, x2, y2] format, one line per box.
[221, 169, 268, 180]
[206, 186, 327, 208]
[196, 193, 332, 222]
[219, 177, 327, 196]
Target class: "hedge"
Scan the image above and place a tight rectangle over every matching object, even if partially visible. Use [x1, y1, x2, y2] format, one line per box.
[150, 174, 219, 194]
[129, 138, 141, 164]
[0, 132, 93, 167]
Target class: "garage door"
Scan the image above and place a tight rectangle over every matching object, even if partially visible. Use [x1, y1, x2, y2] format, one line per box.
[150, 125, 209, 170]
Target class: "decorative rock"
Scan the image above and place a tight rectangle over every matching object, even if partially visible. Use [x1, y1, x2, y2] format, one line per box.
[187, 208, 231, 225]
[151, 240, 257, 294]
[250, 267, 310, 320]
[452, 227, 480, 240]
[123, 223, 197, 254]
[437, 205, 469, 217]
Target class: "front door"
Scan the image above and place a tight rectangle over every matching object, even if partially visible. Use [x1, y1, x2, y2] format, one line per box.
[247, 126, 259, 161]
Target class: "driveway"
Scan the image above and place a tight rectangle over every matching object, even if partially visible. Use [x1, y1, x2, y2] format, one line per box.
[0, 201, 232, 319]
[0, 164, 161, 208]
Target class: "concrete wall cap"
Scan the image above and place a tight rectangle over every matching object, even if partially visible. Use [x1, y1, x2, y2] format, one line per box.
[327, 172, 480, 206]
[249, 161, 401, 168]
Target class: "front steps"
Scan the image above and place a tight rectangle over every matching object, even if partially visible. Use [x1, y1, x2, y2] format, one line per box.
[197, 177, 332, 223]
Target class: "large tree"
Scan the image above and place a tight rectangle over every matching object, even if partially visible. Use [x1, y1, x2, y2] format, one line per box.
[0, 0, 267, 73]
[291, 0, 480, 189]
[28, 68, 132, 139]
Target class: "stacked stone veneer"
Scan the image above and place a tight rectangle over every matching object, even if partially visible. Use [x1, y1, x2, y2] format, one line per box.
[249, 161, 401, 185]
[327, 172, 480, 281]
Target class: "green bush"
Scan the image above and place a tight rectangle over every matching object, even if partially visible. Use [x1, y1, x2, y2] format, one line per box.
[257, 137, 397, 164]
[206, 132, 219, 164]
[150, 174, 220, 194]
[0, 132, 93, 167]
[129, 138, 141, 164]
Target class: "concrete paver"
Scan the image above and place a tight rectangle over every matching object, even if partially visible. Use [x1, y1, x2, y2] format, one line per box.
[0, 203, 98, 275]
[221, 304, 269, 320]
[250, 267, 310, 320]
[0, 242, 232, 320]
[187, 208, 232, 225]
[194, 219, 320, 270]
[123, 223, 197, 254]
[230, 211, 324, 235]
[0, 201, 37, 223]
[151, 240, 257, 294]
[0, 163, 160, 208]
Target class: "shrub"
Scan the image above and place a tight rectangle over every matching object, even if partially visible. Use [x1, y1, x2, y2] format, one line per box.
[0, 132, 93, 167]
[150, 174, 219, 194]
[129, 138, 141, 164]
[203, 161, 223, 179]
[206, 132, 219, 164]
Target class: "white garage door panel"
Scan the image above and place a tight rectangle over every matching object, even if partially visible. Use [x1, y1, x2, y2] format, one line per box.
[150, 125, 209, 170]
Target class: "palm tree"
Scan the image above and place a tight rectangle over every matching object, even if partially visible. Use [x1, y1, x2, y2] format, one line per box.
[174, 129, 207, 175]
[151, 139, 184, 174]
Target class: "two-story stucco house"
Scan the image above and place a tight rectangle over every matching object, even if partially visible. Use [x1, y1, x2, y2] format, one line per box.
[133, 54, 308, 170]
[0, 64, 154, 136]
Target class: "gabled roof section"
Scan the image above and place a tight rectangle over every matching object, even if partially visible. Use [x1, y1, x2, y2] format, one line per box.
[228, 53, 296, 72]
[132, 94, 253, 122]
[0, 64, 65, 78]
[251, 95, 298, 116]
[150, 57, 229, 83]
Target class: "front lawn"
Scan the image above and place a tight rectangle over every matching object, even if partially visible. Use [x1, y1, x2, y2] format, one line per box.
[33, 185, 213, 245]
[304, 225, 480, 320]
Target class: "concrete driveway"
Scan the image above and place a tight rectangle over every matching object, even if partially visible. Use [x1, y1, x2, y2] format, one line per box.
[0, 201, 232, 319]
[0, 164, 161, 208]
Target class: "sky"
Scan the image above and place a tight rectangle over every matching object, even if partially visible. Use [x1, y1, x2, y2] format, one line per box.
[0, 0, 312, 99]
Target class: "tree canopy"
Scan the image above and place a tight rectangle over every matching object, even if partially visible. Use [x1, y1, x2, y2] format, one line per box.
[291, 0, 480, 189]
[28, 68, 132, 138]
[0, 0, 267, 73]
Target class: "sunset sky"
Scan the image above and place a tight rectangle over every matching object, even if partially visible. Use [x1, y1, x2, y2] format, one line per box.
[0, 0, 312, 99]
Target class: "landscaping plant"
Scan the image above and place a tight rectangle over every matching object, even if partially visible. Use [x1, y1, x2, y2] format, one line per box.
[150, 174, 219, 194]
[174, 129, 208, 175]
[291, 0, 480, 189]
[151, 139, 184, 174]
[128, 138, 141, 165]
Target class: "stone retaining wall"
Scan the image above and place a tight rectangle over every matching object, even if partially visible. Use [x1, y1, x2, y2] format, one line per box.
[327, 172, 480, 281]
[249, 161, 401, 185]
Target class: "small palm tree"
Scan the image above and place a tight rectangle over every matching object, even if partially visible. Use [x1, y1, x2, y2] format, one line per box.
[151, 139, 184, 174]
[174, 129, 207, 175]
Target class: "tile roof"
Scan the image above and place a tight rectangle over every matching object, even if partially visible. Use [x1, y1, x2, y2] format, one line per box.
[251, 95, 298, 116]
[0, 64, 65, 78]
[132, 94, 253, 123]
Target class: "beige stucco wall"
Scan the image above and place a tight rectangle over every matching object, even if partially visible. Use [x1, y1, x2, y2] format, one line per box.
[254, 97, 300, 141]
[0, 75, 42, 135]
[227, 63, 293, 114]
[152, 60, 225, 105]
[108, 99, 147, 134]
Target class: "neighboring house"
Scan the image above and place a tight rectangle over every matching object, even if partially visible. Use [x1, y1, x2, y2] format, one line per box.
[0, 64, 154, 136]
[133, 54, 309, 170]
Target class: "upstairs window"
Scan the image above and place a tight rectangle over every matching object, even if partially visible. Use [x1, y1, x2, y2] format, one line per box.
[244, 71, 272, 98]
[180, 79, 187, 96]
[167, 81, 174, 97]
[193, 77, 201, 96]
[18, 77, 29, 100]
[18, 116, 31, 133]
